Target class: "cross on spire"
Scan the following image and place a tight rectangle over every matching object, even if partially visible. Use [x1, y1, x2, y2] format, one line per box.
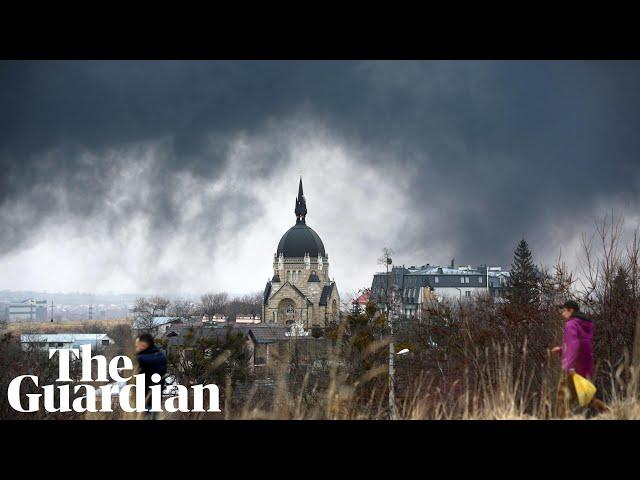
[294, 177, 307, 224]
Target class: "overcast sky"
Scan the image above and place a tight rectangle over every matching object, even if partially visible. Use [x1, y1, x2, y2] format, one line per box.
[1, 61, 639, 297]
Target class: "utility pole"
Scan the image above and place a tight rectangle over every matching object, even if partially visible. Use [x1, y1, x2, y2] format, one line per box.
[50, 300, 54, 323]
[385, 250, 395, 420]
[378, 247, 397, 420]
[88, 304, 93, 321]
[389, 301, 396, 419]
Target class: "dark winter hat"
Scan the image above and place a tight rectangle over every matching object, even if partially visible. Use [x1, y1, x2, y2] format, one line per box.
[559, 300, 580, 311]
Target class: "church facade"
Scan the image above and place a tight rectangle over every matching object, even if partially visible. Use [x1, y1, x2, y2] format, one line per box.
[262, 179, 340, 329]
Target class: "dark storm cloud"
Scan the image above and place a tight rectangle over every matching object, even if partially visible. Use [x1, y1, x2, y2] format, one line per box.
[1, 60, 640, 268]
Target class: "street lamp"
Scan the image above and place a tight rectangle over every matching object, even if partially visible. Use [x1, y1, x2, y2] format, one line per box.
[389, 347, 410, 420]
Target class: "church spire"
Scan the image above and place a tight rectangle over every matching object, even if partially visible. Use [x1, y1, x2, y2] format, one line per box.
[294, 177, 307, 224]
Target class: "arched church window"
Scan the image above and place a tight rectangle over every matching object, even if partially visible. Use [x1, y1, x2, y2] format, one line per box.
[285, 303, 295, 322]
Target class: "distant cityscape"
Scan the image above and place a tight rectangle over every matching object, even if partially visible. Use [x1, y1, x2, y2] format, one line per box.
[0, 291, 145, 323]
[1, 260, 511, 324]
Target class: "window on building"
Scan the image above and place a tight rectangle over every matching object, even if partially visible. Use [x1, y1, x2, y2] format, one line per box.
[102, 339, 110, 346]
[465, 291, 471, 297]
[434, 276, 439, 283]
[479, 277, 483, 283]
[283, 302, 295, 322]
[460, 277, 464, 284]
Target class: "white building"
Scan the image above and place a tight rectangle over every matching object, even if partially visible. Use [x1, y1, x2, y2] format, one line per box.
[20, 333, 114, 351]
[8, 299, 48, 322]
[371, 263, 511, 317]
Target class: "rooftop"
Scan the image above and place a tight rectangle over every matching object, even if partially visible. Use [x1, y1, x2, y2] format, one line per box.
[375, 265, 510, 276]
[21, 333, 111, 343]
[132, 316, 181, 329]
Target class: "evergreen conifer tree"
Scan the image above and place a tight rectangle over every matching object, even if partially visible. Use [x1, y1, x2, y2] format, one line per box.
[508, 238, 539, 307]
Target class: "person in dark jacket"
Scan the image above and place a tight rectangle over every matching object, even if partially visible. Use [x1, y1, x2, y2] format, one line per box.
[551, 300, 607, 418]
[135, 333, 167, 419]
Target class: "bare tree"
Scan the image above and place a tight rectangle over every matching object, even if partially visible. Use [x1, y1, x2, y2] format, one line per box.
[624, 227, 640, 389]
[149, 296, 171, 316]
[539, 251, 575, 308]
[132, 297, 156, 332]
[170, 298, 197, 326]
[200, 292, 229, 321]
[578, 211, 640, 391]
[226, 292, 262, 322]
[132, 296, 172, 332]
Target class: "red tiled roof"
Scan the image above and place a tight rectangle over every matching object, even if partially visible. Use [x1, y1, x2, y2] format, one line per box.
[356, 291, 370, 304]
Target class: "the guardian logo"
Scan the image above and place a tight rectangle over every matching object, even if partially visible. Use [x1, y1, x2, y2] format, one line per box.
[7, 345, 221, 414]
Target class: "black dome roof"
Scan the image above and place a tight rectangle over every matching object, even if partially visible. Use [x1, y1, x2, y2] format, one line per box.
[277, 223, 326, 258]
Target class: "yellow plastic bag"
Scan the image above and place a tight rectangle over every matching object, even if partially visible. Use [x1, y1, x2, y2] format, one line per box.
[572, 373, 597, 407]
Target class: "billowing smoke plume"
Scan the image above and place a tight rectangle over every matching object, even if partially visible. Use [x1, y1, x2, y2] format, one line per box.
[1, 61, 639, 294]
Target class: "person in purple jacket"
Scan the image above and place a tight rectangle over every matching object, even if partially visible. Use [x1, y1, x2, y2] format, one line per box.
[552, 300, 607, 417]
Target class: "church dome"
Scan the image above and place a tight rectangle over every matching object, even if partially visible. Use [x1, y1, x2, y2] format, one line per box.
[277, 223, 326, 258]
[276, 177, 326, 258]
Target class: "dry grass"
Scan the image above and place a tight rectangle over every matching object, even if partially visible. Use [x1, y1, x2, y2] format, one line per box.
[56, 356, 634, 421]
[128, 346, 640, 421]
[5, 319, 639, 420]
[6, 318, 131, 335]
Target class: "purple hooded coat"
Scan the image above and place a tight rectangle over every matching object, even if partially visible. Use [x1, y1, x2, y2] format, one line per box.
[561, 313, 594, 379]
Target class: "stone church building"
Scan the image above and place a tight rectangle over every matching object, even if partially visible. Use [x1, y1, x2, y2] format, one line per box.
[262, 178, 340, 330]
